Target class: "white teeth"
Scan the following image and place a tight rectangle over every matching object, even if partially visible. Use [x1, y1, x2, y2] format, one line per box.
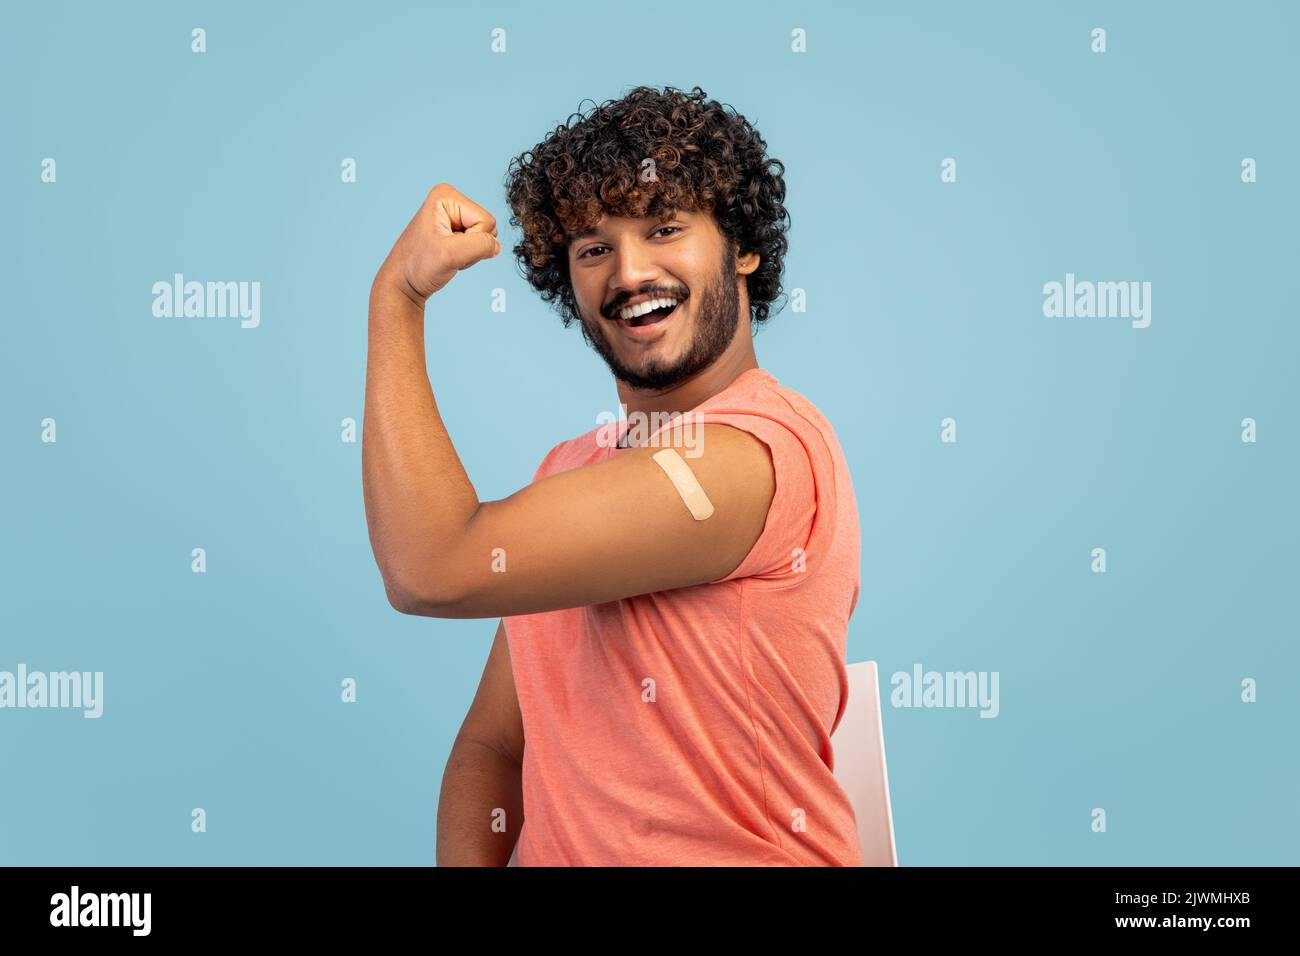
[617, 297, 679, 321]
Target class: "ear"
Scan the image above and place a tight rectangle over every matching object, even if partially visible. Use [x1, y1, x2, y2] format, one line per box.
[736, 251, 761, 275]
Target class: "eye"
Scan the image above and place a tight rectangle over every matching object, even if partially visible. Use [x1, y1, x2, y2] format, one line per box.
[576, 226, 683, 260]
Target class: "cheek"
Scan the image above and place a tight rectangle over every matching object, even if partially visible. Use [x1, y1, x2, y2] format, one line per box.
[582, 294, 606, 325]
[568, 272, 597, 315]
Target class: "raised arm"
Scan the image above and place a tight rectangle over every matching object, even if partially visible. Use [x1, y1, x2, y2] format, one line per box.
[363, 184, 776, 619]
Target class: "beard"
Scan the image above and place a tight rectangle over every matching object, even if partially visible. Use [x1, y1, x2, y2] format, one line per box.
[576, 244, 742, 391]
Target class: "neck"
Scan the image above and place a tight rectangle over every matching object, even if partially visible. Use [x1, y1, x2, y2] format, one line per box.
[614, 329, 759, 423]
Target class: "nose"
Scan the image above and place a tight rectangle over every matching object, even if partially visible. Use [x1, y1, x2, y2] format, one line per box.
[604, 243, 663, 317]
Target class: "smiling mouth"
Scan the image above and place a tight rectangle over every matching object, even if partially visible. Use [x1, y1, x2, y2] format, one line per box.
[611, 295, 685, 327]
[620, 301, 680, 327]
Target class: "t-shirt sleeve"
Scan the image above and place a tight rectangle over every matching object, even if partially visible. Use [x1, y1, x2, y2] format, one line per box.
[691, 410, 818, 584]
[529, 441, 562, 484]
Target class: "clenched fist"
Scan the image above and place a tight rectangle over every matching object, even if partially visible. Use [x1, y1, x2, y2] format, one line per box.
[374, 183, 501, 306]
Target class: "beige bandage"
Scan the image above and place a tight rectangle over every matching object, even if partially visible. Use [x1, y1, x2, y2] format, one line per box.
[652, 448, 715, 520]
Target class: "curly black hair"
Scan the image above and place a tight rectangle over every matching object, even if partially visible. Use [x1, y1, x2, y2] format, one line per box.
[503, 85, 791, 330]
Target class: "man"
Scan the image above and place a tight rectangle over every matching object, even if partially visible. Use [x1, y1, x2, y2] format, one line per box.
[363, 86, 863, 866]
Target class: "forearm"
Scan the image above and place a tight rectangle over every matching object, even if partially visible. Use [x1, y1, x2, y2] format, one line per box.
[362, 275, 480, 607]
[436, 737, 525, 866]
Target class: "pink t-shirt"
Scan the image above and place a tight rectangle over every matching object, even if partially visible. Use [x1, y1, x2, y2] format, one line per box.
[503, 366, 863, 866]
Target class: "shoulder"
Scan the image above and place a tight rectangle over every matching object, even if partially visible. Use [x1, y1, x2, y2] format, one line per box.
[668, 422, 777, 513]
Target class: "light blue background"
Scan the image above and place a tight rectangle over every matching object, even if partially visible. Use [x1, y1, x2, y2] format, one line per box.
[2, 0, 1296, 866]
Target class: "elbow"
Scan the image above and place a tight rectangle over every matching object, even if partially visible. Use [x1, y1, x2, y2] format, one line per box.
[384, 578, 423, 616]
[377, 527, 482, 617]
[383, 567, 463, 618]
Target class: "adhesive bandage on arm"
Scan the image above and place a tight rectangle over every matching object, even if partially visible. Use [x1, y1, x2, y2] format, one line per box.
[651, 448, 715, 521]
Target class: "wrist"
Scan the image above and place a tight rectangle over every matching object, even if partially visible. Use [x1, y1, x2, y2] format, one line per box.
[370, 267, 428, 314]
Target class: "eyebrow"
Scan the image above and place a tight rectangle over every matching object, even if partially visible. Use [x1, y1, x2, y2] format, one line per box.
[568, 213, 686, 246]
